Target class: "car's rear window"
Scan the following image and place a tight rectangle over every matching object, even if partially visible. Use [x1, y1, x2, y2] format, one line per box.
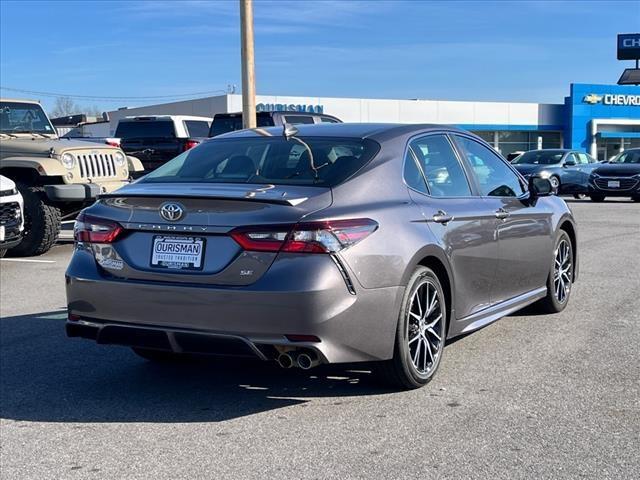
[209, 115, 274, 137]
[115, 120, 175, 139]
[141, 136, 380, 187]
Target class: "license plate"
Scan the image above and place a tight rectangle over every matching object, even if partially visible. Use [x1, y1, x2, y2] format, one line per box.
[151, 236, 205, 271]
[608, 180, 620, 188]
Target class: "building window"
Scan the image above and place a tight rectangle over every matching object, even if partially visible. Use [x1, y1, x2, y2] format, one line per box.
[471, 131, 495, 145]
[470, 130, 562, 158]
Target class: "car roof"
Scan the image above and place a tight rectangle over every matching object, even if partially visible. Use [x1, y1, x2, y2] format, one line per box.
[216, 123, 469, 141]
[0, 97, 42, 105]
[216, 111, 336, 116]
[524, 149, 572, 154]
[121, 115, 212, 122]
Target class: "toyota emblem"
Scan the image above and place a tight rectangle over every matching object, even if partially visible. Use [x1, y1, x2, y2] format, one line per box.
[159, 202, 185, 222]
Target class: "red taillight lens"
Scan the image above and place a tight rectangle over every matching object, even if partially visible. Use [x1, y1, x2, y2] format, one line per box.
[284, 219, 378, 253]
[184, 139, 200, 151]
[230, 219, 378, 254]
[230, 226, 291, 252]
[74, 213, 123, 243]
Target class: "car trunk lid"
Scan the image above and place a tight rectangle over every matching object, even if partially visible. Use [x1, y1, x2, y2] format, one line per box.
[85, 183, 332, 285]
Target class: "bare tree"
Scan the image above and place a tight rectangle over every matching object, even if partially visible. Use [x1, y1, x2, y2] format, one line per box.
[50, 97, 104, 119]
[84, 105, 104, 118]
[50, 96, 79, 118]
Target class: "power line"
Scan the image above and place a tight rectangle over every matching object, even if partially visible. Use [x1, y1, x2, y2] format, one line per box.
[0, 86, 229, 102]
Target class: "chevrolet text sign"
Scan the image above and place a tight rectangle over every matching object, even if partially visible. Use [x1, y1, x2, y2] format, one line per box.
[618, 33, 640, 60]
[583, 93, 640, 106]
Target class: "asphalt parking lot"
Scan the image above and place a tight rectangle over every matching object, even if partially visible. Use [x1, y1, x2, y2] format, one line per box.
[0, 198, 638, 479]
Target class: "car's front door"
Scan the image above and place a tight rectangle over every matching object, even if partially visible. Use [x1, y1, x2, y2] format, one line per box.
[452, 135, 554, 304]
[403, 133, 498, 321]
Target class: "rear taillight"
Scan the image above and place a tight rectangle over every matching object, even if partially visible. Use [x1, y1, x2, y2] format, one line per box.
[230, 219, 378, 254]
[74, 213, 123, 243]
[183, 139, 200, 151]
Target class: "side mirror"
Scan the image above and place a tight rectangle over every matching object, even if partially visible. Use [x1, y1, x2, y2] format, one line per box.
[529, 176, 553, 197]
[564, 159, 576, 167]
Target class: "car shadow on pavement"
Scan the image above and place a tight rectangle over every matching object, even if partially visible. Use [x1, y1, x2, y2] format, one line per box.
[0, 311, 394, 424]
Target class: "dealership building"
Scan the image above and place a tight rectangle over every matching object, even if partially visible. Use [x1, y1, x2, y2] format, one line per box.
[104, 82, 639, 161]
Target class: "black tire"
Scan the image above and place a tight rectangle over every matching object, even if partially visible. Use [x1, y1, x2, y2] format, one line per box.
[589, 194, 605, 202]
[632, 196, 640, 202]
[549, 176, 560, 194]
[8, 183, 61, 257]
[132, 347, 186, 363]
[534, 230, 573, 314]
[573, 194, 586, 200]
[378, 266, 447, 390]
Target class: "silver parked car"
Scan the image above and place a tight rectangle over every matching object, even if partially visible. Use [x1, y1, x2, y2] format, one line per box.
[66, 124, 578, 389]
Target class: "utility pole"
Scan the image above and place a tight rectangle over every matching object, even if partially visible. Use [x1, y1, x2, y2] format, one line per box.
[239, 0, 256, 129]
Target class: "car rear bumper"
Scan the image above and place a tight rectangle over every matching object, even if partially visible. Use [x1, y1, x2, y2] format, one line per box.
[65, 248, 404, 364]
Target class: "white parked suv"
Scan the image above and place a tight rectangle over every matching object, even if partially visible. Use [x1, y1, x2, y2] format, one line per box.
[0, 175, 24, 257]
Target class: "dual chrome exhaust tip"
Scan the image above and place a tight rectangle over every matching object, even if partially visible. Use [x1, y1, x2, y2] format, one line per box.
[277, 350, 320, 370]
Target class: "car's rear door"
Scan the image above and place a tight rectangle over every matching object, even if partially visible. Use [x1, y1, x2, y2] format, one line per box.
[404, 133, 497, 320]
[576, 152, 599, 189]
[451, 134, 553, 304]
[560, 152, 583, 192]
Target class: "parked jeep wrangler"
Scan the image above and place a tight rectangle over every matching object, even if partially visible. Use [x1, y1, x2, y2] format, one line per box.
[0, 98, 144, 256]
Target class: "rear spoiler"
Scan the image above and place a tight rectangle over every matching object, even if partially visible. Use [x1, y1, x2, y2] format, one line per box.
[98, 192, 309, 207]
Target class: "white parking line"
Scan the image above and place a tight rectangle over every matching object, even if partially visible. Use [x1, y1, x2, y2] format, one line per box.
[0, 258, 56, 264]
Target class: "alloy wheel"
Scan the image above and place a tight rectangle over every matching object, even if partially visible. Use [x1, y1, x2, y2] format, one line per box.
[553, 239, 572, 304]
[406, 279, 443, 376]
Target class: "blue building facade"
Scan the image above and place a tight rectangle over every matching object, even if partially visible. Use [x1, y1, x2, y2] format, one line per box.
[565, 83, 640, 160]
[464, 83, 639, 160]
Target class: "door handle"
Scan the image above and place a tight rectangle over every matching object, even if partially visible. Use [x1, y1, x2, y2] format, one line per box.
[495, 208, 510, 220]
[432, 210, 453, 224]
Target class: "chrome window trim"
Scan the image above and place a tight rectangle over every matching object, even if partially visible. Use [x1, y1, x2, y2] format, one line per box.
[401, 130, 480, 200]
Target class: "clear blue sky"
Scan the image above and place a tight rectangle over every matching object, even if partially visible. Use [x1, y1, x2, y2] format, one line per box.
[1, 0, 638, 113]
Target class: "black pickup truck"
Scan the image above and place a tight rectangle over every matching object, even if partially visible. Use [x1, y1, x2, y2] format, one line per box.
[209, 111, 342, 137]
[115, 115, 212, 171]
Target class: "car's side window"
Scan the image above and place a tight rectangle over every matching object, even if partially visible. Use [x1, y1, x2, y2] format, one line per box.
[454, 136, 525, 197]
[566, 153, 579, 165]
[184, 120, 210, 138]
[576, 153, 591, 165]
[408, 135, 472, 197]
[284, 115, 314, 124]
[403, 150, 429, 194]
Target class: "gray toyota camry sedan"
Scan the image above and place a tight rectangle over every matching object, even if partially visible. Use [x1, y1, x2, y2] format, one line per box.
[66, 123, 578, 389]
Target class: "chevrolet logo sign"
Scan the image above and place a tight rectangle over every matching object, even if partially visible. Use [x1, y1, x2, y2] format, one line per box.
[583, 94, 603, 105]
